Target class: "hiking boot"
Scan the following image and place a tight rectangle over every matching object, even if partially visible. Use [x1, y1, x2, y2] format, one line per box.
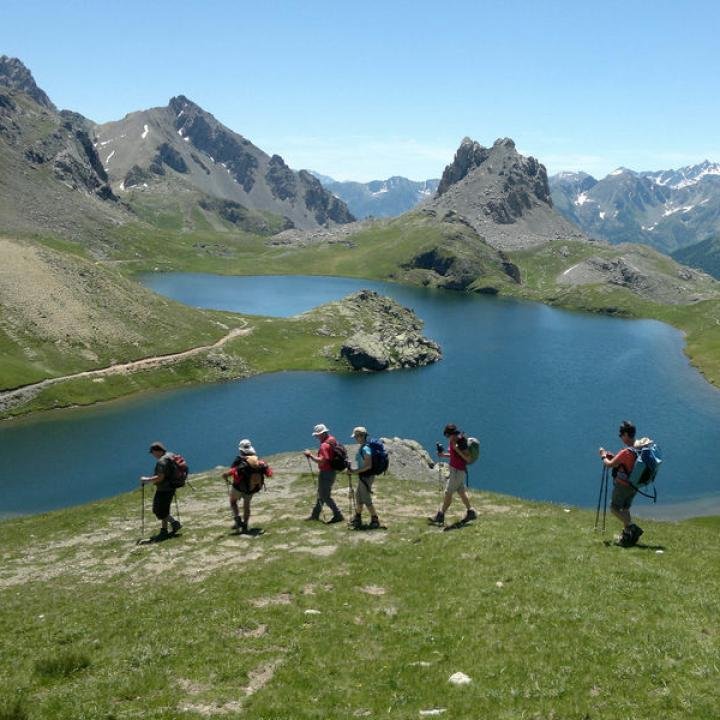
[628, 524, 644, 545]
[327, 513, 344, 525]
[233, 516, 245, 532]
[368, 516, 381, 529]
[170, 519, 182, 534]
[618, 527, 634, 547]
[463, 508, 478, 522]
[351, 514, 362, 529]
[151, 528, 170, 542]
[429, 511, 445, 525]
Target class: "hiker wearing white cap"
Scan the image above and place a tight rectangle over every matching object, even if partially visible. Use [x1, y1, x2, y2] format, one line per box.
[347, 427, 381, 529]
[221, 438, 264, 533]
[303, 424, 345, 524]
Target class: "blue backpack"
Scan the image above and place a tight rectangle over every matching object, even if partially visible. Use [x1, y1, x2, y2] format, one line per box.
[366, 438, 389, 476]
[627, 439, 662, 501]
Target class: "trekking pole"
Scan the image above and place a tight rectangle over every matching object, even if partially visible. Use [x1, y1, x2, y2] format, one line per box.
[347, 471, 355, 519]
[602, 466, 609, 533]
[594, 465, 604, 531]
[140, 482, 145, 542]
[306, 456, 325, 521]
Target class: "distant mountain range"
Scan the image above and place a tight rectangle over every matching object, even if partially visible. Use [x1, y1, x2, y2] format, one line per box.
[312, 174, 439, 219]
[549, 162, 720, 255]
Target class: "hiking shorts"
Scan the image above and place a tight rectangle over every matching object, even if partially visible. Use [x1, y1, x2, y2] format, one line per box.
[229, 485, 253, 501]
[445, 466, 467, 494]
[357, 474, 375, 507]
[611, 481, 637, 512]
[152, 489, 175, 520]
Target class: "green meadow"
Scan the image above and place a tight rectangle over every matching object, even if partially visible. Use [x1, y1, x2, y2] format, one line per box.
[1, 461, 718, 720]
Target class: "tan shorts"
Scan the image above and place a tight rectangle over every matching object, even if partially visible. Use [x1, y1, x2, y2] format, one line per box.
[445, 466, 467, 494]
[229, 486, 253, 501]
[357, 475, 375, 507]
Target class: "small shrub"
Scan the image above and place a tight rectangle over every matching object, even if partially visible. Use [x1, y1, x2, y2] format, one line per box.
[0, 699, 29, 720]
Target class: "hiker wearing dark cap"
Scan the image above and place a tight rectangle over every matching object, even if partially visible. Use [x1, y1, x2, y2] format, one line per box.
[303, 423, 344, 524]
[140, 441, 182, 541]
[430, 423, 477, 526]
[222, 438, 263, 534]
[347, 426, 381, 529]
[599, 420, 644, 547]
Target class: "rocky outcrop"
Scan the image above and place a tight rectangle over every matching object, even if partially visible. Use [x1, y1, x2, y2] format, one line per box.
[0, 56, 55, 110]
[328, 290, 441, 371]
[429, 137, 585, 250]
[24, 111, 116, 200]
[299, 170, 356, 225]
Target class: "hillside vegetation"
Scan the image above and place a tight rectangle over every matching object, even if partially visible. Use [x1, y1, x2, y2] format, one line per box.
[0, 456, 718, 719]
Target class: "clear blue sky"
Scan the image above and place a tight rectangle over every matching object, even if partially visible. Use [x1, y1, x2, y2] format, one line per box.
[2, 0, 718, 181]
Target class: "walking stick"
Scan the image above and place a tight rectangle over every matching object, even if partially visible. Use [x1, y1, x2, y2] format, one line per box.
[594, 465, 609, 532]
[347, 471, 355, 519]
[306, 456, 325, 521]
[139, 482, 145, 542]
[602, 466, 609, 533]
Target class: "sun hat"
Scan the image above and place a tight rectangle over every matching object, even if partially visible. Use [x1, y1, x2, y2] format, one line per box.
[312, 424, 329, 436]
[351, 426, 368, 438]
[238, 438, 256, 455]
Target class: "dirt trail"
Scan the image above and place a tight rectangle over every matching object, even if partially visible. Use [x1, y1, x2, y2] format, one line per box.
[0, 324, 250, 412]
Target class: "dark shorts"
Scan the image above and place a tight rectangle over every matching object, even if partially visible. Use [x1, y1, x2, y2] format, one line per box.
[611, 481, 636, 512]
[153, 489, 175, 520]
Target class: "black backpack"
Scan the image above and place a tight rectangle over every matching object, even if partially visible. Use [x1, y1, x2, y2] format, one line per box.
[328, 438, 349, 471]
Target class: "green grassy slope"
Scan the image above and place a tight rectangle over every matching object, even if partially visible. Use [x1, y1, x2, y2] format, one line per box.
[0, 467, 718, 719]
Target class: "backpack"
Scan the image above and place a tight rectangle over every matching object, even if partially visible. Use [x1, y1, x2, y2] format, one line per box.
[366, 438, 389, 476]
[232, 456, 273, 494]
[328, 438, 349, 471]
[457, 434, 480, 465]
[169, 454, 189, 488]
[627, 438, 662, 501]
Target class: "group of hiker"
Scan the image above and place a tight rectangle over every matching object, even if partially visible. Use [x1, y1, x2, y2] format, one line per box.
[140, 419, 660, 547]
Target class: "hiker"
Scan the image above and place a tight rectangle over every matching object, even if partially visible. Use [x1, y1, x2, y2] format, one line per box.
[221, 438, 264, 534]
[140, 441, 182, 541]
[430, 423, 477, 526]
[303, 423, 344, 524]
[599, 420, 644, 546]
[346, 426, 382, 529]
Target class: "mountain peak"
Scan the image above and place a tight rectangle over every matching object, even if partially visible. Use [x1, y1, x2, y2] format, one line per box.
[0, 55, 55, 110]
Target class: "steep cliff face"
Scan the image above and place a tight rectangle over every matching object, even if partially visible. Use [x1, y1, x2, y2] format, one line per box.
[0, 58, 125, 243]
[428, 137, 584, 250]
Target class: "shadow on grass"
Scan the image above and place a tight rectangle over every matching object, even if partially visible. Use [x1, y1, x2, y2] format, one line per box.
[603, 539, 667, 551]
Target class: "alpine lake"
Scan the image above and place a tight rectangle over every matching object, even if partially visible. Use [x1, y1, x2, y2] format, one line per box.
[2, 274, 720, 520]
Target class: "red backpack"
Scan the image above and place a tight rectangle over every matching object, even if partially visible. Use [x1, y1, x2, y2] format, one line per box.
[169, 454, 189, 488]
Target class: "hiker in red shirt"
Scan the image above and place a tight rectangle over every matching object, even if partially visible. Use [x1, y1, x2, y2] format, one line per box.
[430, 423, 477, 526]
[303, 423, 344, 524]
[599, 419, 643, 546]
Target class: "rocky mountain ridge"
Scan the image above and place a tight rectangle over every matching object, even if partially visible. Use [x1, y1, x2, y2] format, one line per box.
[95, 95, 354, 231]
[550, 162, 720, 254]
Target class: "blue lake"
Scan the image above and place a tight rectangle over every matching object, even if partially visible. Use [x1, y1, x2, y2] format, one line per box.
[2, 274, 719, 519]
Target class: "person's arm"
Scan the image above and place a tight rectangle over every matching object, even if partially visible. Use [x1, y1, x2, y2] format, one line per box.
[303, 449, 320, 464]
[140, 471, 163, 485]
[349, 446, 372, 474]
[599, 447, 624, 468]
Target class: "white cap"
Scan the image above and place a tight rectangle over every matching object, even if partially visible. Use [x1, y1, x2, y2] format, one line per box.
[312, 423, 329, 437]
[238, 439, 256, 455]
[351, 426, 368, 438]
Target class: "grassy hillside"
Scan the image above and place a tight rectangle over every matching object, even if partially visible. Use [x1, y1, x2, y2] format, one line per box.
[1, 461, 718, 719]
[0, 235, 247, 391]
